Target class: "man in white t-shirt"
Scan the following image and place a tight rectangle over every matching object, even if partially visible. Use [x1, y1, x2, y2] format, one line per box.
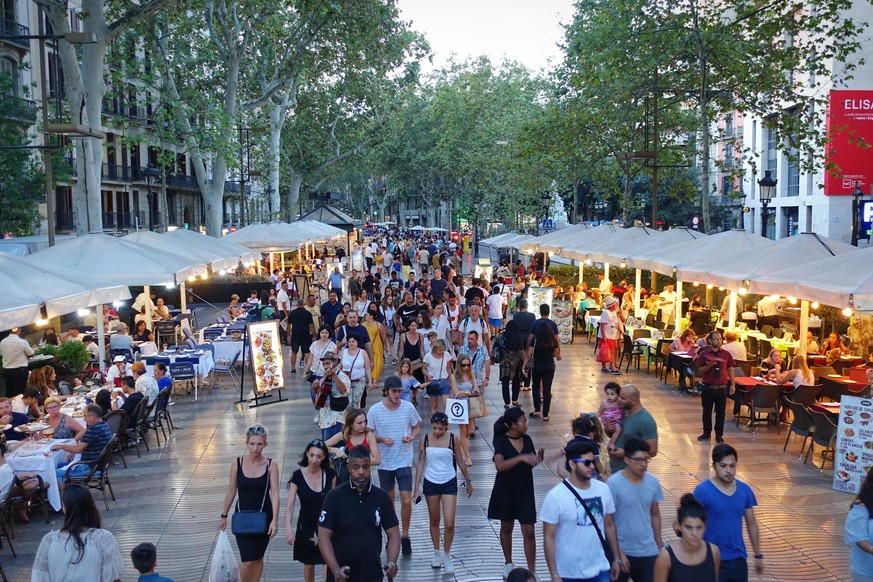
[485, 287, 506, 336]
[368, 376, 422, 557]
[542, 439, 621, 582]
[459, 304, 491, 352]
[277, 281, 292, 345]
[658, 282, 677, 324]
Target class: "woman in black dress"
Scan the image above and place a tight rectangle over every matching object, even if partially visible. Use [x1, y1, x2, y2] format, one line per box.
[487, 407, 545, 579]
[220, 424, 281, 582]
[284, 440, 336, 582]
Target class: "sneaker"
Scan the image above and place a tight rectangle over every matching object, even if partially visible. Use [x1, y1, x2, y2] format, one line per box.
[600, 369, 611, 374]
[610, 369, 622, 375]
[444, 552, 454, 574]
[291, 369, 296, 374]
[503, 563, 515, 580]
[697, 433, 711, 441]
[431, 549, 442, 568]
[401, 537, 412, 556]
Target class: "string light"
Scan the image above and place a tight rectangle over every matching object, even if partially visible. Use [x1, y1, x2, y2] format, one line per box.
[811, 302, 819, 309]
[787, 297, 797, 305]
[35, 318, 48, 326]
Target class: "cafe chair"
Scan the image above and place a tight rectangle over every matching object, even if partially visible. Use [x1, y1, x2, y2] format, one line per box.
[805, 409, 838, 471]
[650, 339, 670, 378]
[63, 437, 117, 510]
[734, 359, 753, 378]
[745, 336, 760, 365]
[788, 384, 822, 406]
[182, 327, 197, 344]
[214, 351, 242, 388]
[153, 320, 177, 346]
[783, 398, 816, 459]
[0, 485, 17, 561]
[185, 338, 198, 350]
[770, 328, 785, 339]
[124, 397, 151, 457]
[139, 342, 158, 357]
[103, 410, 128, 469]
[58, 381, 73, 396]
[760, 324, 774, 337]
[812, 366, 837, 380]
[109, 347, 133, 363]
[618, 334, 644, 373]
[735, 383, 781, 433]
[142, 387, 173, 446]
[645, 313, 656, 327]
[169, 362, 197, 395]
[134, 399, 160, 450]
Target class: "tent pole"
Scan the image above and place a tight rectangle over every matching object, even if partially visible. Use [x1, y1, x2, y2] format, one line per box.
[96, 304, 107, 373]
[675, 280, 683, 334]
[798, 300, 809, 357]
[144, 285, 153, 330]
[604, 262, 610, 285]
[634, 269, 642, 318]
[180, 282, 187, 313]
[578, 260, 584, 285]
[728, 290, 738, 330]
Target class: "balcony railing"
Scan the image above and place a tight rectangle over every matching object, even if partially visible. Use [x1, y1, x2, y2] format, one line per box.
[56, 210, 75, 232]
[0, 96, 37, 123]
[167, 174, 199, 189]
[1, 18, 30, 50]
[102, 102, 148, 121]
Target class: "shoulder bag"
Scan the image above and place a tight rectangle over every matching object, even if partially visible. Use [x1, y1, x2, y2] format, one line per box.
[232, 458, 271, 536]
[425, 354, 445, 396]
[467, 354, 489, 419]
[561, 480, 614, 564]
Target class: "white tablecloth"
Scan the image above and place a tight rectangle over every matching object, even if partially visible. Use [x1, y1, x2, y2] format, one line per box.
[7, 439, 77, 511]
[146, 351, 215, 400]
[212, 339, 248, 363]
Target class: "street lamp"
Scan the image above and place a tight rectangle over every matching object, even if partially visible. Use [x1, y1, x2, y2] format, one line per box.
[594, 199, 606, 222]
[757, 169, 777, 238]
[142, 163, 161, 231]
[540, 191, 552, 234]
[265, 186, 274, 219]
[851, 181, 864, 246]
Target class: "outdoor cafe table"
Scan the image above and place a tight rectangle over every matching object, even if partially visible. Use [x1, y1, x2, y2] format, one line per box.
[145, 350, 215, 400]
[811, 401, 841, 418]
[7, 438, 77, 511]
[734, 376, 792, 393]
[819, 374, 868, 401]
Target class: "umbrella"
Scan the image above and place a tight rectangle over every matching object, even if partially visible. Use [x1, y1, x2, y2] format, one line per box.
[0, 253, 130, 330]
[124, 231, 240, 272]
[409, 225, 426, 232]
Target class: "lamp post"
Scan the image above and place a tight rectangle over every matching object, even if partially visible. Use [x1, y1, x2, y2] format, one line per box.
[594, 199, 606, 222]
[142, 163, 160, 231]
[851, 182, 864, 247]
[540, 191, 551, 234]
[265, 186, 274, 220]
[757, 169, 777, 238]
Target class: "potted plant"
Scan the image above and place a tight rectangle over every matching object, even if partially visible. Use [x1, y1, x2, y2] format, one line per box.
[55, 341, 91, 376]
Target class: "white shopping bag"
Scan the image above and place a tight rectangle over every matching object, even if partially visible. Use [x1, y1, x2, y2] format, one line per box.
[209, 531, 240, 582]
[446, 398, 469, 424]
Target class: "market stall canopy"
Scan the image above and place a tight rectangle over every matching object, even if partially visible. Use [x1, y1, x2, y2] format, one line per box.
[163, 228, 261, 265]
[553, 223, 624, 261]
[497, 233, 535, 250]
[562, 225, 656, 264]
[752, 246, 873, 311]
[480, 232, 518, 246]
[0, 253, 130, 330]
[294, 220, 348, 239]
[629, 229, 771, 276]
[602, 227, 707, 267]
[124, 231, 240, 272]
[678, 232, 859, 292]
[29, 233, 206, 286]
[297, 205, 362, 231]
[223, 223, 305, 252]
[519, 223, 590, 253]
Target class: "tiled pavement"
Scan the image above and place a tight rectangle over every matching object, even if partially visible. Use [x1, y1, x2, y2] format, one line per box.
[3, 331, 854, 581]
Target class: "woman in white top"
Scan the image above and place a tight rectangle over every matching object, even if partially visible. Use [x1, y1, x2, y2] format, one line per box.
[423, 339, 454, 415]
[412, 412, 474, 575]
[304, 325, 337, 381]
[382, 292, 399, 363]
[352, 290, 370, 318]
[32, 484, 124, 582]
[340, 336, 373, 408]
[773, 354, 815, 389]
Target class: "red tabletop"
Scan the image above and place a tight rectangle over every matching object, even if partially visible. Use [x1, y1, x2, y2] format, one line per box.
[810, 401, 841, 415]
[734, 376, 792, 393]
[820, 374, 866, 394]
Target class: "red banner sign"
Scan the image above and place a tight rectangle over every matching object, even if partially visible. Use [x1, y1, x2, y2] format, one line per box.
[825, 90, 873, 195]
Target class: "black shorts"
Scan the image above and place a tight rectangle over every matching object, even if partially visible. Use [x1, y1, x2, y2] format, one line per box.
[423, 478, 458, 496]
[291, 337, 312, 353]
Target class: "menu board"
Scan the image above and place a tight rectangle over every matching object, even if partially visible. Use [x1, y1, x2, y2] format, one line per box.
[552, 299, 575, 345]
[475, 264, 493, 281]
[527, 286, 554, 320]
[833, 395, 873, 494]
[247, 321, 285, 393]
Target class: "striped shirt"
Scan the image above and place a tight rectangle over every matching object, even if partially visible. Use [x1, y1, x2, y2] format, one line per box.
[367, 401, 422, 470]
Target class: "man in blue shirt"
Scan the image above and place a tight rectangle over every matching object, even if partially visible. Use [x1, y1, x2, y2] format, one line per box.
[321, 291, 344, 331]
[693, 444, 763, 582]
[0, 397, 29, 441]
[52, 404, 113, 483]
[328, 267, 345, 301]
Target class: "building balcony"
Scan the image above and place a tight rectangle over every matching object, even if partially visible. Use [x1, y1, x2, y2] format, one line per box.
[166, 174, 199, 190]
[56, 210, 75, 232]
[1, 18, 30, 50]
[0, 96, 37, 124]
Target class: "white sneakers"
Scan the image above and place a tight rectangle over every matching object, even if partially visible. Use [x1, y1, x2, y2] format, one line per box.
[432, 549, 442, 569]
[503, 563, 515, 580]
[444, 552, 454, 574]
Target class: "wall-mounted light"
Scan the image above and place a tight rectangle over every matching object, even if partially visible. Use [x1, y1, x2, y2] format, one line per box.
[77, 308, 90, 317]
[620, 261, 627, 268]
[787, 297, 797, 305]
[811, 302, 820, 310]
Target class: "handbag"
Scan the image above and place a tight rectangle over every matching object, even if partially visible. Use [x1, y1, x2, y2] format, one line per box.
[425, 355, 446, 396]
[491, 332, 506, 364]
[329, 395, 350, 412]
[562, 480, 614, 564]
[468, 395, 489, 419]
[231, 458, 271, 536]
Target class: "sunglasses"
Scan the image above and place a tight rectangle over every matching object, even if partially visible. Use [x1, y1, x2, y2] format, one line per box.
[571, 458, 596, 467]
[460, 363, 471, 367]
[309, 439, 325, 447]
[247, 425, 267, 436]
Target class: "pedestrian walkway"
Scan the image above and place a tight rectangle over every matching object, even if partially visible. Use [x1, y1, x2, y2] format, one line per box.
[3, 336, 851, 581]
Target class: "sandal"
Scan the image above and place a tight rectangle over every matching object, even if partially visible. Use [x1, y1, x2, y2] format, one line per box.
[412, 397, 419, 406]
[504, 404, 511, 409]
[512, 401, 520, 408]
[542, 416, 550, 422]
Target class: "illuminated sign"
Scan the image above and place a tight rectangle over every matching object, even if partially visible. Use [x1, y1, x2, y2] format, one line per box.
[825, 90, 873, 195]
[861, 200, 873, 241]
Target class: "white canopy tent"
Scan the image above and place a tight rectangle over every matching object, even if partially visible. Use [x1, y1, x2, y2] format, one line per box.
[224, 223, 311, 252]
[519, 223, 590, 253]
[479, 232, 517, 246]
[629, 229, 771, 276]
[295, 220, 347, 239]
[163, 229, 261, 265]
[30, 234, 210, 371]
[125, 231, 241, 272]
[0, 254, 130, 330]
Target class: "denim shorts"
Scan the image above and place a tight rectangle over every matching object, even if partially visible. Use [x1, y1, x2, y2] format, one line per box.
[423, 477, 458, 496]
[428, 378, 452, 397]
[489, 318, 503, 327]
[57, 463, 90, 482]
[378, 467, 413, 492]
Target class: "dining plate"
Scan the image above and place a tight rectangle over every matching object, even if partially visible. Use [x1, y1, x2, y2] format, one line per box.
[1, 424, 10, 431]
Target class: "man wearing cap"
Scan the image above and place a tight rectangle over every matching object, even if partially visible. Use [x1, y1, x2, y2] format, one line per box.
[106, 355, 133, 388]
[368, 376, 422, 557]
[314, 352, 350, 441]
[598, 296, 625, 375]
[10, 387, 42, 418]
[0, 328, 34, 397]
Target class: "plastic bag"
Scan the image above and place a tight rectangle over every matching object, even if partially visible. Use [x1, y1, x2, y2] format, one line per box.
[209, 531, 240, 582]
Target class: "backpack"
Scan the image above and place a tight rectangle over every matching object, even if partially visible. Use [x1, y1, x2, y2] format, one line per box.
[491, 332, 506, 364]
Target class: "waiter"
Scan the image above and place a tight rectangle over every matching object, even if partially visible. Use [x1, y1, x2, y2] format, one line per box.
[0, 328, 34, 397]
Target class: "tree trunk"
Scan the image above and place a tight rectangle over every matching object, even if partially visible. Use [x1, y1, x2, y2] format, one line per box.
[288, 173, 303, 220]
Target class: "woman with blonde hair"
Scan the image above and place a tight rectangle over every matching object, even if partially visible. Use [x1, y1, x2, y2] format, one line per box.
[41, 396, 86, 441]
[449, 353, 478, 466]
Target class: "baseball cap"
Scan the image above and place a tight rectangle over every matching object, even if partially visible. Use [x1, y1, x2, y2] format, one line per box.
[320, 352, 337, 362]
[113, 355, 127, 363]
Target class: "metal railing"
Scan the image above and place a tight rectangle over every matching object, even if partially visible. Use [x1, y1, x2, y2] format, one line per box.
[56, 211, 75, 232]
[0, 18, 30, 49]
[0, 96, 37, 123]
[167, 174, 199, 189]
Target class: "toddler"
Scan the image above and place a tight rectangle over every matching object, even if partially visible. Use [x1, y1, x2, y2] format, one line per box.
[597, 382, 624, 448]
[396, 358, 420, 403]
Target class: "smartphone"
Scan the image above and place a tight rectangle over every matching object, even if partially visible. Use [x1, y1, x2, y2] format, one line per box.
[414, 495, 423, 506]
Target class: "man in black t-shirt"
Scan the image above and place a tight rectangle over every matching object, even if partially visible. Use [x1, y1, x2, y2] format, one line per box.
[394, 292, 421, 333]
[319, 445, 400, 582]
[114, 376, 145, 430]
[321, 292, 344, 331]
[429, 270, 448, 302]
[464, 278, 485, 308]
[288, 299, 315, 373]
